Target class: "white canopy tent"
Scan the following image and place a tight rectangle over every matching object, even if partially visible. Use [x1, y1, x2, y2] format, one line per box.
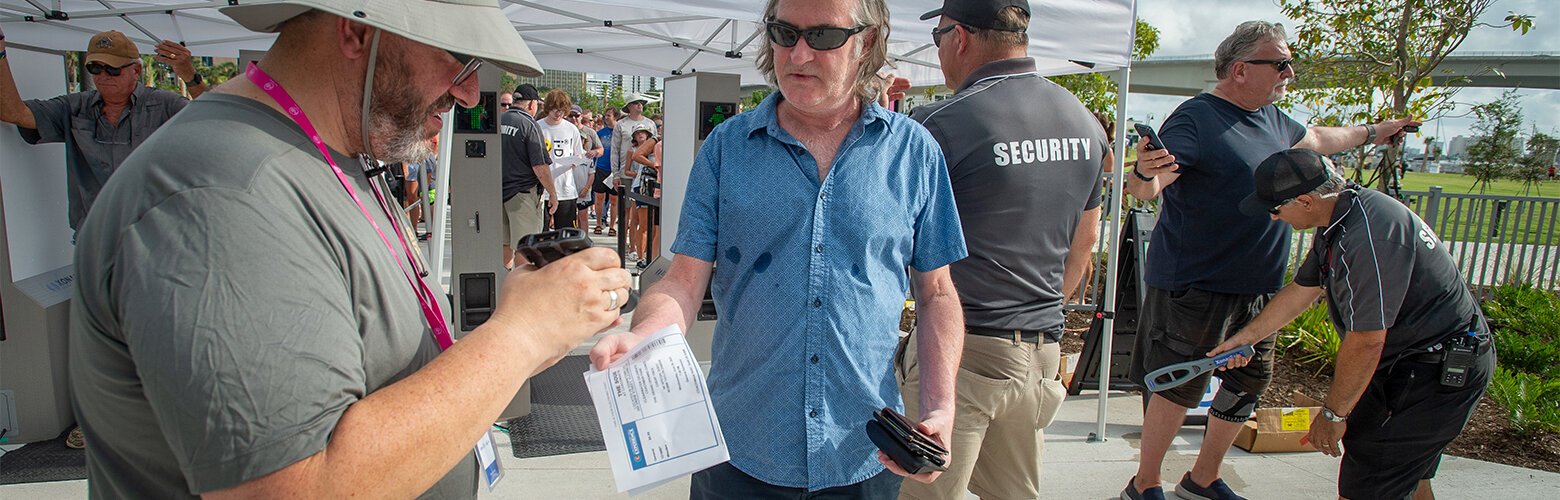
[0, 0, 1141, 439]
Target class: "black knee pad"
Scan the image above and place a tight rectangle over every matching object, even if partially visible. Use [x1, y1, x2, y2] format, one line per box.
[1208, 385, 1259, 423]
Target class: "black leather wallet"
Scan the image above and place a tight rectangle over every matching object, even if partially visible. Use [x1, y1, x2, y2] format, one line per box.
[865, 407, 948, 475]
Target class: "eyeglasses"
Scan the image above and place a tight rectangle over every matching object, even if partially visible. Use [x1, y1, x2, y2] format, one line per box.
[765, 19, 869, 51]
[1244, 58, 1293, 72]
[85, 62, 136, 77]
[448, 50, 483, 86]
[499, 103, 512, 109]
[931, 23, 975, 48]
[1267, 198, 1297, 215]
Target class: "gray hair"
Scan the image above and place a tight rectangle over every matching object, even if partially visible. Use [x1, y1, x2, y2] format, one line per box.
[755, 0, 892, 102]
[1306, 168, 1348, 198]
[1214, 21, 1287, 80]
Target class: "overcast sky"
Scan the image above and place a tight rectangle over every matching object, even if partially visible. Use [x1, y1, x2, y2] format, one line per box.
[1131, 0, 1559, 146]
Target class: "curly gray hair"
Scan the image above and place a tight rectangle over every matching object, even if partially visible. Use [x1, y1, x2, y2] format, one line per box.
[755, 0, 891, 102]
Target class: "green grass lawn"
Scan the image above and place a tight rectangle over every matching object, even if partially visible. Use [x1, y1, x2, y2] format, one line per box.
[1334, 170, 1560, 246]
[1346, 169, 1560, 198]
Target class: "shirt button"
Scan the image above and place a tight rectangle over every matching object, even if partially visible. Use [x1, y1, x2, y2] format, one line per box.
[811, 354, 820, 364]
[815, 244, 824, 253]
[809, 409, 818, 418]
[813, 298, 822, 308]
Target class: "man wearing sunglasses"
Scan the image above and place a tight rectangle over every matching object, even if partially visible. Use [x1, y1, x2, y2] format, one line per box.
[68, 1, 630, 498]
[897, 2, 1106, 499]
[1210, 148, 1492, 500]
[1122, 21, 1418, 500]
[590, 0, 967, 497]
[0, 29, 204, 232]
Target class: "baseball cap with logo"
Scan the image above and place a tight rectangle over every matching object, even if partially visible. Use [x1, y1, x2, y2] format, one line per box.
[1239, 148, 1337, 217]
[220, 0, 543, 77]
[84, 31, 141, 68]
[919, 0, 1030, 32]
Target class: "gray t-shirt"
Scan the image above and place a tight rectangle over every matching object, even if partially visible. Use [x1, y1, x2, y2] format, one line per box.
[911, 58, 1106, 338]
[70, 94, 476, 499]
[612, 115, 656, 177]
[1294, 188, 1483, 363]
[20, 85, 188, 230]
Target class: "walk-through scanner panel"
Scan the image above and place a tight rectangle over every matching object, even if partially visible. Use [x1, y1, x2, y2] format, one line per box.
[446, 65, 530, 419]
[660, 72, 740, 362]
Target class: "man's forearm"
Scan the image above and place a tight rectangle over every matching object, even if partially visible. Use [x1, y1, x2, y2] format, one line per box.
[913, 270, 964, 416]
[1062, 207, 1101, 301]
[628, 256, 712, 338]
[210, 317, 554, 498]
[1229, 283, 1323, 346]
[0, 40, 38, 129]
[1124, 172, 1162, 201]
[532, 164, 554, 196]
[1323, 330, 1387, 415]
[1302, 125, 1368, 155]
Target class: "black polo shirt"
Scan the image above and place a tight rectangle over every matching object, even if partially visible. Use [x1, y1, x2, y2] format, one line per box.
[500, 108, 550, 201]
[1294, 188, 1483, 363]
[911, 58, 1106, 338]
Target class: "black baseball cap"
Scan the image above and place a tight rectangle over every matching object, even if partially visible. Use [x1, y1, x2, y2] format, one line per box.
[514, 83, 541, 101]
[1239, 148, 1336, 217]
[920, 0, 1031, 32]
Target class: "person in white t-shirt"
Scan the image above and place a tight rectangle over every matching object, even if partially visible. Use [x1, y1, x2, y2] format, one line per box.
[537, 90, 589, 229]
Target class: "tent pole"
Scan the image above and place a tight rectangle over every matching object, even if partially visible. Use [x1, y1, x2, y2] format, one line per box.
[430, 111, 455, 291]
[1093, 71, 1134, 444]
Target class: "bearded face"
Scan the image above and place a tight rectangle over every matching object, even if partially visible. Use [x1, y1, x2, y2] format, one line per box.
[367, 44, 456, 164]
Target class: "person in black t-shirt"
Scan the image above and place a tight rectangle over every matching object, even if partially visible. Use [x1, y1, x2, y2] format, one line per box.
[1211, 149, 1492, 500]
[499, 83, 554, 268]
[1121, 21, 1419, 500]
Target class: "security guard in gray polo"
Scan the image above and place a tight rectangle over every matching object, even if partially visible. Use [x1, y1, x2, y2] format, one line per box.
[895, 0, 1107, 498]
[1212, 148, 1494, 500]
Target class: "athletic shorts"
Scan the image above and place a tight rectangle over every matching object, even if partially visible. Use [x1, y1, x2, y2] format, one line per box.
[592, 171, 614, 194]
[1128, 286, 1275, 409]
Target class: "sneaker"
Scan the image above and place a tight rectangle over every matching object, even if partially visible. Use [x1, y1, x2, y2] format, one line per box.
[1173, 473, 1244, 500]
[626, 251, 639, 261]
[1122, 477, 1166, 500]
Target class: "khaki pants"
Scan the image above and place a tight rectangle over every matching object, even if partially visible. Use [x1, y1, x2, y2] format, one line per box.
[504, 190, 545, 246]
[897, 332, 1066, 500]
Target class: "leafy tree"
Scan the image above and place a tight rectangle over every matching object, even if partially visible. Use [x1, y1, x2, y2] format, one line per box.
[1280, 0, 1534, 194]
[1517, 129, 1559, 195]
[1464, 90, 1524, 194]
[1051, 19, 1160, 115]
[740, 87, 774, 110]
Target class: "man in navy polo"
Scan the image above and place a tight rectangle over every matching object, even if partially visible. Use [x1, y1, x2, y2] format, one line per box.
[590, 0, 966, 497]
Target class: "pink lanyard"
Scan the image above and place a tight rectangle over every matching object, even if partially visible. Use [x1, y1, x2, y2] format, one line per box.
[246, 62, 455, 351]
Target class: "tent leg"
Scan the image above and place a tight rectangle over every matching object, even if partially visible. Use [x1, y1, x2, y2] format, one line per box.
[1092, 66, 1132, 443]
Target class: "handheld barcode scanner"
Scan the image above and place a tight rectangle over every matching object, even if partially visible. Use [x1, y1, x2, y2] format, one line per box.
[515, 228, 638, 313]
[1144, 344, 1256, 392]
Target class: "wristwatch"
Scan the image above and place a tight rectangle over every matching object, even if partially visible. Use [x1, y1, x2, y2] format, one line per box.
[187, 72, 205, 86]
[1321, 406, 1349, 423]
[1361, 124, 1377, 147]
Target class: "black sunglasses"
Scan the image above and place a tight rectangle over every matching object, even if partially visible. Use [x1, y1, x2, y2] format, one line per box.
[765, 19, 869, 51]
[931, 23, 976, 48]
[1244, 58, 1293, 72]
[500, 103, 512, 109]
[1267, 198, 1296, 216]
[85, 62, 135, 77]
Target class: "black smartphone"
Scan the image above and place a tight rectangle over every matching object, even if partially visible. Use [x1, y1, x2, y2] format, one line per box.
[1134, 123, 1165, 151]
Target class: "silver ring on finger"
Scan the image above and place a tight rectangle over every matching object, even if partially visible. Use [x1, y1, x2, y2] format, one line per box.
[606, 289, 619, 311]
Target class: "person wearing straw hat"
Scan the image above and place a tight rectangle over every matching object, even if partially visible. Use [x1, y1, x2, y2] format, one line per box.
[611, 92, 656, 190]
[0, 28, 205, 232]
[67, 1, 631, 498]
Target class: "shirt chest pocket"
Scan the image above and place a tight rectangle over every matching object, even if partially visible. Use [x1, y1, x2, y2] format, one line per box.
[71, 115, 122, 171]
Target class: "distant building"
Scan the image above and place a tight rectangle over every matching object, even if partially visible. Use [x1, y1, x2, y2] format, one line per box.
[517, 69, 588, 98]
[1448, 135, 1475, 159]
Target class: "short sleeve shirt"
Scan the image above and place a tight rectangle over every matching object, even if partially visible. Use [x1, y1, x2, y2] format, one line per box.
[500, 108, 550, 200]
[596, 126, 614, 173]
[69, 94, 476, 499]
[539, 118, 585, 200]
[1294, 188, 1482, 362]
[20, 85, 189, 230]
[910, 58, 1106, 338]
[1145, 93, 1307, 294]
[671, 92, 966, 490]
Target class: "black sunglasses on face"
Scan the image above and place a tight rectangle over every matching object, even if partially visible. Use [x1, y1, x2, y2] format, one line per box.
[1244, 58, 1293, 72]
[500, 103, 512, 109]
[765, 19, 869, 51]
[85, 62, 134, 77]
[1268, 198, 1296, 215]
[931, 23, 976, 48]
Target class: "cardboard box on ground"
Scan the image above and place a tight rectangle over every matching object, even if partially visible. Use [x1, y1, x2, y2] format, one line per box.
[1234, 392, 1324, 453]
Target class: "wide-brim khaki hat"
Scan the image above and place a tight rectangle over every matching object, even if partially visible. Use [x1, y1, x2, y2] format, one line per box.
[220, 0, 542, 77]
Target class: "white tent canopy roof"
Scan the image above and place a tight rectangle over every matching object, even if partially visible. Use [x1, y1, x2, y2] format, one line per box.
[0, 0, 1135, 86]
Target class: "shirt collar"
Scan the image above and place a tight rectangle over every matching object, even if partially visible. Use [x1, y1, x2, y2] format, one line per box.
[741, 91, 890, 141]
[89, 86, 145, 109]
[1320, 185, 1363, 238]
[957, 57, 1038, 92]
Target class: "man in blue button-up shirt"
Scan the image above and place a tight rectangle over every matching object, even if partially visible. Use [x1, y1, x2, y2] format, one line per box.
[591, 0, 967, 497]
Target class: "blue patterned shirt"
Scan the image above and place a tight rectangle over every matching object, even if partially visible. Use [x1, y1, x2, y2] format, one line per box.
[670, 92, 966, 490]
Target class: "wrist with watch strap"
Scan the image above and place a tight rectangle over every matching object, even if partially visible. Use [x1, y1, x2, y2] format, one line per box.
[186, 72, 204, 86]
[1132, 168, 1153, 182]
[1361, 124, 1377, 147]
[1321, 406, 1349, 423]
